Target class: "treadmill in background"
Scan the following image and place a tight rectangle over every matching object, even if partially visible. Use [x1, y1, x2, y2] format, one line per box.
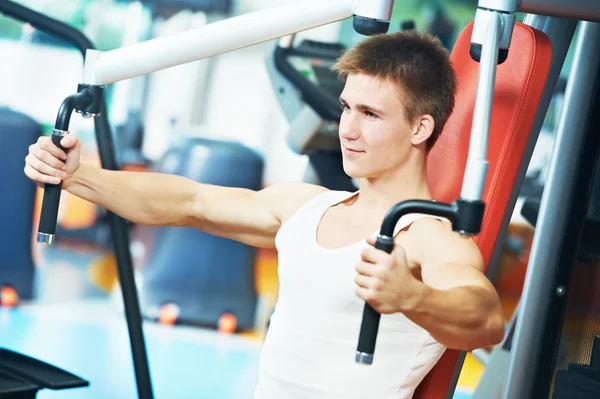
[267, 36, 357, 192]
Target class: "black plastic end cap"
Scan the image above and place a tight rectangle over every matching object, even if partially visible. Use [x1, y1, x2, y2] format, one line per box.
[374, 235, 395, 254]
[353, 16, 389, 36]
[454, 198, 486, 235]
[76, 84, 104, 116]
[469, 43, 509, 65]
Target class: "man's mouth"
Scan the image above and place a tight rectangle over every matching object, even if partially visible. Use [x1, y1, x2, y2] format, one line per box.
[343, 146, 365, 154]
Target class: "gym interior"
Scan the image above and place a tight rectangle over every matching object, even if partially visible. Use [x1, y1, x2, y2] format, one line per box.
[1, 0, 599, 398]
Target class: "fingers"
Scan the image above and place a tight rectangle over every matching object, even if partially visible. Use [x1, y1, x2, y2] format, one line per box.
[361, 247, 393, 266]
[355, 260, 372, 276]
[28, 146, 65, 169]
[366, 234, 377, 246]
[60, 133, 79, 149]
[24, 164, 61, 185]
[355, 260, 387, 280]
[26, 153, 65, 177]
[393, 245, 408, 265]
[362, 244, 408, 267]
[355, 273, 378, 290]
[356, 286, 369, 301]
[38, 137, 68, 160]
[356, 286, 380, 307]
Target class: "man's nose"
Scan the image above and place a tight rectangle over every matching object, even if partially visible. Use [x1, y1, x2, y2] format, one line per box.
[339, 114, 360, 141]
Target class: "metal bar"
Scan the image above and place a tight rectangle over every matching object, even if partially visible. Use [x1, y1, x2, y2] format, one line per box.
[93, 105, 154, 399]
[447, 17, 574, 399]
[528, 33, 600, 398]
[520, 0, 600, 23]
[471, 302, 519, 398]
[84, 0, 356, 85]
[503, 21, 600, 399]
[485, 16, 577, 283]
[471, 348, 490, 365]
[460, 11, 502, 201]
[472, 347, 511, 398]
[0, 0, 93, 56]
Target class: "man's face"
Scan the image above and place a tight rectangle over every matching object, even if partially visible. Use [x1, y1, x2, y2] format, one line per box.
[338, 73, 416, 179]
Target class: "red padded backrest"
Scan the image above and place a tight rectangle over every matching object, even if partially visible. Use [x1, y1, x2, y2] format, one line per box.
[414, 21, 552, 398]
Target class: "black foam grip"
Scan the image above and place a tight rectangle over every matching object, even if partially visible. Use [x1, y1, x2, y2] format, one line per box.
[357, 303, 381, 355]
[356, 236, 394, 357]
[38, 134, 65, 235]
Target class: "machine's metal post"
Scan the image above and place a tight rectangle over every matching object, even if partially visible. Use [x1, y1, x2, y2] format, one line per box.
[519, 0, 600, 22]
[460, 11, 503, 201]
[471, 302, 520, 399]
[461, 0, 518, 204]
[503, 21, 600, 399]
[485, 15, 577, 283]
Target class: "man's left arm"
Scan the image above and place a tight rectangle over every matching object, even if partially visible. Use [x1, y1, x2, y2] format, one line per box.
[355, 218, 505, 351]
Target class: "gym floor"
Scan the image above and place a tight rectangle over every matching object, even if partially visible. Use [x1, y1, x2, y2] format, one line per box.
[1, 234, 517, 398]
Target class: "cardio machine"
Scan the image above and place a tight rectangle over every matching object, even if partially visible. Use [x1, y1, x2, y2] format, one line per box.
[266, 35, 357, 192]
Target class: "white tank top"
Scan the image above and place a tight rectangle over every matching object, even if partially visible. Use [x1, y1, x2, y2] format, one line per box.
[255, 190, 447, 399]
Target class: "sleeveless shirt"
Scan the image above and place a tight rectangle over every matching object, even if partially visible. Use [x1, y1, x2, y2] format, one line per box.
[255, 190, 447, 399]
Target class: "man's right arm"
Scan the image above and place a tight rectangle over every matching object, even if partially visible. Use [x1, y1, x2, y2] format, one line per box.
[64, 164, 326, 248]
[25, 133, 327, 248]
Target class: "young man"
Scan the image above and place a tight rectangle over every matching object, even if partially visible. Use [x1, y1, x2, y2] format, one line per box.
[24, 31, 504, 398]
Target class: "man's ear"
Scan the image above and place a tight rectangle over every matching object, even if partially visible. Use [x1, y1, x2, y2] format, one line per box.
[411, 115, 435, 146]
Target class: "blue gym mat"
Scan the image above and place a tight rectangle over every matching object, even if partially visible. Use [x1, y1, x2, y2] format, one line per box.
[0, 300, 261, 399]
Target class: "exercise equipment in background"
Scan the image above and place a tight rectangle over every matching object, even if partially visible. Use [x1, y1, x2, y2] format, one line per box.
[0, 2, 153, 397]
[0, 109, 91, 397]
[0, 107, 40, 304]
[137, 137, 264, 332]
[553, 335, 600, 398]
[473, 191, 600, 399]
[266, 35, 357, 192]
[0, 348, 89, 399]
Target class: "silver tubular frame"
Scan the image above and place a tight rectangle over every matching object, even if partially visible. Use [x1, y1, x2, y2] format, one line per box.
[472, 303, 520, 399]
[502, 21, 600, 399]
[485, 16, 577, 283]
[520, 0, 600, 22]
[473, 17, 577, 398]
[460, 11, 502, 201]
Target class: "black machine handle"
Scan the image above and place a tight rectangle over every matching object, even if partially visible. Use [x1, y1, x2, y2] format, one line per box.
[355, 234, 394, 364]
[355, 198, 485, 365]
[36, 86, 102, 245]
[37, 132, 68, 243]
[36, 89, 96, 245]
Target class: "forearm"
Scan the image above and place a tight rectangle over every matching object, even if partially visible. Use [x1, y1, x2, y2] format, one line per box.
[403, 284, 505, 350]
[64, 163, 197, 226]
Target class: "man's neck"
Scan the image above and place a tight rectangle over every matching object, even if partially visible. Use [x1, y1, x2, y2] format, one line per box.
[355, 158, 432, 215]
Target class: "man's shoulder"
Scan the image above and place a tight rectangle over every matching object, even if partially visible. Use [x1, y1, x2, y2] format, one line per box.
[401, 216, 484, 270]
[406, 216, 452, 236]
[259, 182, 329, 222]
[397, 216, 452, 250]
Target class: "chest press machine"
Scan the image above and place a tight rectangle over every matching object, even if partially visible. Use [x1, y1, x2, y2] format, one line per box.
[4, 0, 600, 398]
